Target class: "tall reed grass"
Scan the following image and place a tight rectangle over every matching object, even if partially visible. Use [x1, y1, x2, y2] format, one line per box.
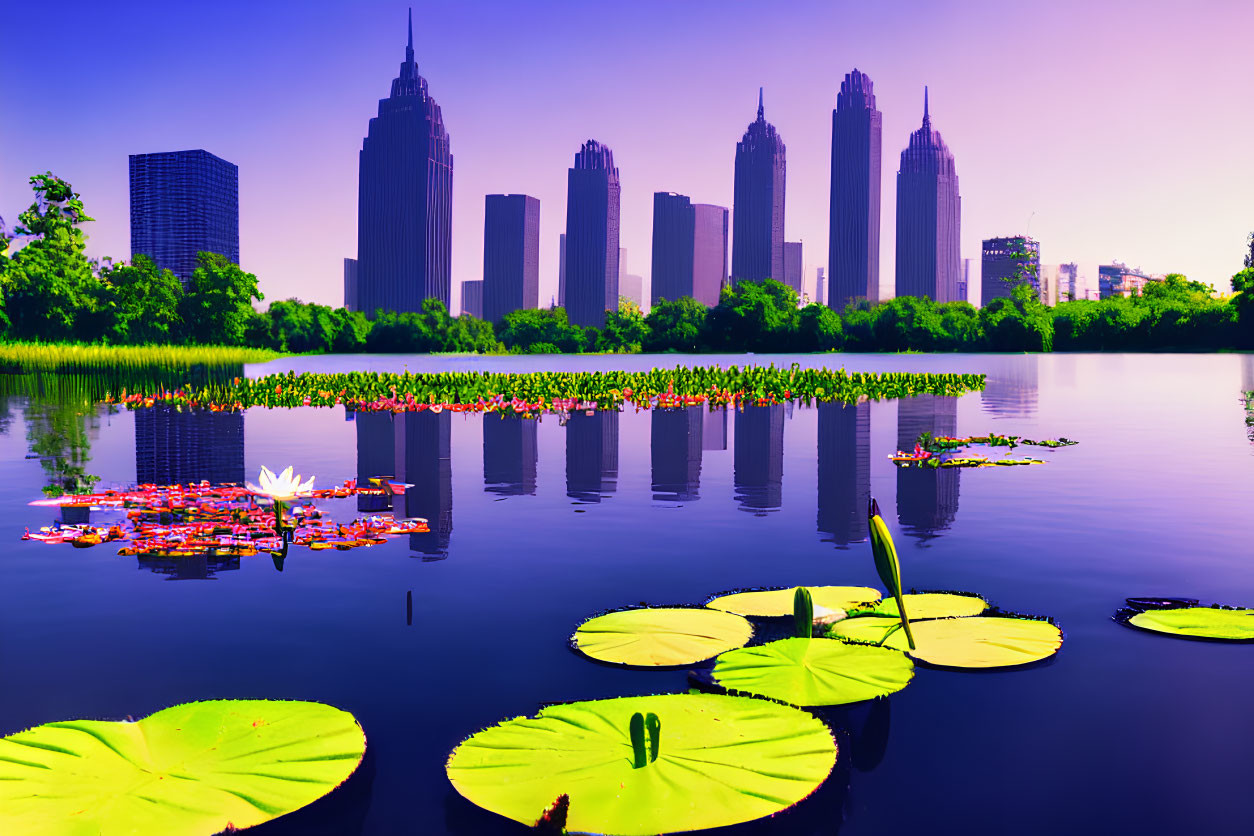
[0, 343, 280, 374]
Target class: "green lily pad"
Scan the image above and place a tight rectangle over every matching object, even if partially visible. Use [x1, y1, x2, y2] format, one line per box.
[1126, 607, 1254, 641]
[706, 586, 880, 617]
[831, 616, 1062, 669]
[573, 608, 754, 666]
[0, 699, 366, 835]
[446, 693, 837, 835]
[857, 592, 987, 620]
[711, 637, 914, 706]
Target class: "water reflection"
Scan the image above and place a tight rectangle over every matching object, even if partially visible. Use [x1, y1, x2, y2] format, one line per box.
[734, 405, 784, 515]
[355, 412, 396, 512]
[896, 395, 960, 542]
[703, 408, 728, 451]
[566, 410, 619, 503]
[1242, 355, 1253, 446]
[651, 407, 703, 502]
[816, 401, 870, 548]
[135, 407, 245, 485]
[981, 355, 1039, 418]
[137, 554, 240, 580]
[483, 415, 537, 496]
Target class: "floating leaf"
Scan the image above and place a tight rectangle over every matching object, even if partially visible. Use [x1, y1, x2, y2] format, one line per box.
[1124, 606, 1254, 641]
[711, 637, 914, 706]
[831, 616, 1062, 669]
[858, 592, 987, 620]
[446, 693, 837, 835]
[0, 699, 366, 835]
[706, 586, 880, 617]
[572, 608, 753, 666]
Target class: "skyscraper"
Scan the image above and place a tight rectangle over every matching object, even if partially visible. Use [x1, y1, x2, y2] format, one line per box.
[343, 258, 358, 310]
[651, 193, 728, 307]
[557, 233, 567, 307]
[828, 69, 883, 311]
[895, 89, 961, 303]
[356, 10, 453, 316]
[784, 241, 803, 295]
[129, 149, 239, 284]
[732, 89, 786, 284]
[483, 194, 540, 322]
[460, 280, 482, 318]
[982, 236, 1041, 305]
[564, 140, 621, 327]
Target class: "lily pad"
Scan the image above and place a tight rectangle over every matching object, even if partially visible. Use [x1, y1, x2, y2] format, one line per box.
[831, 616, 1063, 669]
[711, 637, 914, 706]
[857, 592, 987, 620]
[0, 699, 366, 835]
[707, 586, 880, 617]
[446, 693, 837, 835]
[1124, 606, 1254, 641]
[572, 607, 754, 666]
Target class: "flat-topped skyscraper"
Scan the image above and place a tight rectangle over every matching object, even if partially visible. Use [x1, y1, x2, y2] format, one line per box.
[732, 89, 786, 284]
[828, 69, 882, 311]
[895, 88, 961, 303]
[356, 9, 453, 315]
[651, 193, 728, 307]
[483, 194, 540, 322]
[564, 140, 621, 327]
[129, 149, 238, 284]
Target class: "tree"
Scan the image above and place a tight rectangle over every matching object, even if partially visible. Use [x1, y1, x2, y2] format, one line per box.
[496, 308, 585, 353]
[102, 256, 185, 344]
[979, 285, 1054, 351]
[596, 306, 647, 352]
[871, 296, 944, 351]
[704, 279, 799, 352]
[644, 296, 707, 352]
[179, 252, 263, 345]
[795, 303, 844, 351]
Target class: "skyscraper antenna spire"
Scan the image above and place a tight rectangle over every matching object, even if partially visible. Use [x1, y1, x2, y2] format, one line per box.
[923, 86, 930, 128]
[406, 7, 414, 63]
[757, 87, 764, 120]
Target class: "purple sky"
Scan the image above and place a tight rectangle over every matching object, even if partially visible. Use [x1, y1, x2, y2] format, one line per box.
[3, 0, 1251, 310]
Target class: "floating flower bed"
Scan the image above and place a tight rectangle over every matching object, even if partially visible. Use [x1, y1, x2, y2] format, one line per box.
[891, 430, 1077, 469]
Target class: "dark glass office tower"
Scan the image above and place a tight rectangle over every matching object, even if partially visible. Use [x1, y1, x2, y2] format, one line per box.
[129, 149, 239, 283]
[566, 410, 619, 503]
[732, 89, 786, 284]
[484, 415, 537, 496]
[817, 401, 870, 548]
[356, 10, 453, 315]
[828, 69, 882, 311]
[896, 394, 960, 542]
[565, 141, 621, 327]
[895, 89, 961, 303]
[651, 407, 703, 502]
[734, 404, 784, 514]
[652, 193, 727, 307]
[135, 407, 245, 485]
[483, 194, 540, 322]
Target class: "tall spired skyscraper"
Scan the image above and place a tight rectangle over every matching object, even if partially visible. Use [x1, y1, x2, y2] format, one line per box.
[895, 89, 961, 303]
[828, 69, 882, 311]
[564, 140, 621, 328]
[355, 10, 453, 316]
[731, 89, 786, 284]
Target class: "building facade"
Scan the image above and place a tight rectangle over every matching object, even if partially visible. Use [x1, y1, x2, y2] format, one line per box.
[343, 258, 358, 310]
[564, 140, 621, 327]
[129, 149, 239, 284]
[483, 194, 539, 322]
[356, 11, 453, 315]
[958, 258, 971, 304]
[651, 193, 727, 307]
[732, 89, 786, 284]
[981, 236, 1041, 305]
[828, 69, 883, 311]
[895, 89, 961, 303]
[1099, 262, 1157, 298]
[461, 280, 483, 318]
[557, 233, 566, 307]
[815, 267, 827, 306]
[783, 241, 803, 295]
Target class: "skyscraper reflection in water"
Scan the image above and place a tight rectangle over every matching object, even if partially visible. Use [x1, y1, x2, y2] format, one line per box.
[138, 554, 240, 580]
[817, 401, 870, 547]
[651, 406, 703, 503]
[981, 355, 1039, 418]
[896, 395, 960, 542]
[354, 411, 452, 557]
[134, 407, 245, 485]
[734, 404, 784, 514]
[483, 414, 537, 496]
[355, 412, 396, 513]
[566, 410, 619, 503]
[1242, 355, 1254, 446]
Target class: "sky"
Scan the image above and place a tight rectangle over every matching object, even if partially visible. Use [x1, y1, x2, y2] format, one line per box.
[3, 0, 1252, 311]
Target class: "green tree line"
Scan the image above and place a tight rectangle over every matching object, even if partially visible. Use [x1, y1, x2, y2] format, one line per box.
[2, 173, 1251, 354]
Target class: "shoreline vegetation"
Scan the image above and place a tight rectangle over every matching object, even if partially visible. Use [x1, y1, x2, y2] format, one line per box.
[3, 173, 1252, 358]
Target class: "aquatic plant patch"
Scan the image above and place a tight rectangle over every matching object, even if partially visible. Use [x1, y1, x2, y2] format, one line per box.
[891, 431, 1075, 469]
[710, 637, 915, 706]
[831, 615, 1063, 669]
[1118, 605, 1254, 641]
[572, 607, 754, 667]
[0, 699, 366, 835]
[706, 585, 881, 617]
[445, 693, 837, 835]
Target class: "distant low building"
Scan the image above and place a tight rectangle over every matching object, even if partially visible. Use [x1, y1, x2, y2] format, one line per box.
[981, 236, 1040, 305]
[957, 258, 971, 305]
[783, 241, 803, 296]
[815, 267, 827, 307]
[1099, 262, 1157, 298]
[461, 280, 483, 318]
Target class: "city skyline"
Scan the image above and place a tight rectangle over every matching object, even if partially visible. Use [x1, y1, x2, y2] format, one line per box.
[3, 1, 1251, 314]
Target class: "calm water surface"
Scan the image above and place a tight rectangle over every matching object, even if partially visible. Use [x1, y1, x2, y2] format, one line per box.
[2, 353, 1253, 835]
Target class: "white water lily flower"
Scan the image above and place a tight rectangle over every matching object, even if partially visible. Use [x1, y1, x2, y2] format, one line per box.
[246, 465, 315, 502]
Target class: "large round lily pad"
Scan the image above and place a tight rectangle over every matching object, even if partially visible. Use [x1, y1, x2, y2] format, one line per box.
[446, 693, 837, 835]
[0, 699, 366, 835]
[711, 637, 914, 706]
[832, 616, 1063, 669]
[859, 592, 986, 620]
[1125, 607, 1254, 641]
[707, 586, 880, 617]
[573, 607, 754, 666]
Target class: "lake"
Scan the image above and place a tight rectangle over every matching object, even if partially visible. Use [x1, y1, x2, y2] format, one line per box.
[2, 352, 1252, 835]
